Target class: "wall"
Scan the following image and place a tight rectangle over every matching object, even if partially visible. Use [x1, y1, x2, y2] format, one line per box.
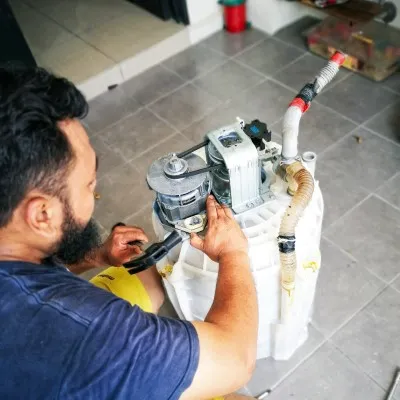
[186, 0, 223, 43]
[248, 0, 323, 35]
[186, 0, 220, 25]
[390, 0, 400, 28]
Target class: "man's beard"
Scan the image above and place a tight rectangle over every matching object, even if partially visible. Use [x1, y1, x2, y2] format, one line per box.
[50, 201, 102, 265]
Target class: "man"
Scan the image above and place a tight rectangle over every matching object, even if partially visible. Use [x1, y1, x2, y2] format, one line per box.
[0, 65, 258, 399]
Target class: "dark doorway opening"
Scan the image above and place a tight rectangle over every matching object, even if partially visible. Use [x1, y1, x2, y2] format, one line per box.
[127, 0, 190, 25]
[0, 0, 36, 67]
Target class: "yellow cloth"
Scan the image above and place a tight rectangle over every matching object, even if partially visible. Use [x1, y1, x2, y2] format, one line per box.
[90, 266, 224, 400]
[90, 266, 152, 313]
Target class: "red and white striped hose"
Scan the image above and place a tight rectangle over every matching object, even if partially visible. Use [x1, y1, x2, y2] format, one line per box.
[281, 51, 346, 161]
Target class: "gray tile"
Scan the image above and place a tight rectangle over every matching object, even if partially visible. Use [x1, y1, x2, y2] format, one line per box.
[158, 297, 179, 319]
[273, 53, 350, 92]
[201, 28, 268, 57]
[319, 127, 400, 192]
[274, 16, 322, 50]
[267, 342, 384, 400]
[332, 286, 400, 390]
[365, 101, 400, 143]
[163, 44, 227, 80]
[316, 162, 370, 229]
[133, 133, 194, 175]
[272, 100, 357, 155]
[121, 65, 185, 106]
[148, 84, 220, 130]
[85, 88, 141, 134]
[383, 71, 400, 94]
[313, 238, 384, 336]
[231, 79, 301, 126]
[182, 99, 247, 143]
[247, 326, 324, 396]
[193, 60, 264, 101]
[326, 196, 400, 282]
[94, 162, 153, 230]
[101, 109, 175, 162]
[182, 79, 294, 143]
[236, 38, 304, 77]
[90, 136, 124, 180]
[377, 173, 400, 210]
[392, 275, 400, 292]
[125, 206, 157, 243]
[317, 74, 399, 124]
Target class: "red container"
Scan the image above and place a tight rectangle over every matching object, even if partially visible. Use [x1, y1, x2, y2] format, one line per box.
[223, 1, 246, 33]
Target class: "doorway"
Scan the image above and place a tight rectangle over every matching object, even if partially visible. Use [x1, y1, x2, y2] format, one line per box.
[0, 0, 36, 66]
[127, 0, 190, 24]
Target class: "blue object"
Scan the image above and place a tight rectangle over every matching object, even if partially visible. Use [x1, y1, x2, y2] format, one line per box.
[250, 125, 260, 135]
[0, 261, 199, 399]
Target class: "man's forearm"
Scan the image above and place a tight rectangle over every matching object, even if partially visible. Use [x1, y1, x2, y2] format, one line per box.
[205, 252, 258, 363]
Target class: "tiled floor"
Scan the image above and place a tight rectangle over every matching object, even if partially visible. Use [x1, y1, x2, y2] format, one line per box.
[9, 0, 183, 84]
[85, 18, 400, 399]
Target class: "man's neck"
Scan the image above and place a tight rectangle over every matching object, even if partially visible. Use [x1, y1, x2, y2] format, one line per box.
[0, 237, 45, 265]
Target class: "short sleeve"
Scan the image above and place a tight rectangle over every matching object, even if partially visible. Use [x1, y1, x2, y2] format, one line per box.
[59, 298, 200, 400]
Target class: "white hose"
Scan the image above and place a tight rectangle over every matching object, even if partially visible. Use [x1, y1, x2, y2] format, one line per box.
[278, 51, 346, 322]
[281, 107, 302, 160]
[281, 51, 346, 161]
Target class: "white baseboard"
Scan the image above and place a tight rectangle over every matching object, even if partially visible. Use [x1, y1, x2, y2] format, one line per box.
[78, 12, 224, 101]
[188, 10, 223, 44]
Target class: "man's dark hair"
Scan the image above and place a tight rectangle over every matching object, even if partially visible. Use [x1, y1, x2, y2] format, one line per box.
[0, 65, 88, 227]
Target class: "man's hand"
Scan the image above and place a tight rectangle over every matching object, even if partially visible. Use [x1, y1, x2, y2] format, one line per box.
[190, 195, 248, 262]
[97, 224, 149, 266]
[68, 225, 149, 274]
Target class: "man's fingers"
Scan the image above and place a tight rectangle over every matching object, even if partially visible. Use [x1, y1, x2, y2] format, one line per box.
[206, 195, 218, 221]
[222, 204, 234, 219]
[215, 202, 226, 218]
[113, 225, 144, 235]
[190, 233, 204, 252]
[117, 229, 149, 245]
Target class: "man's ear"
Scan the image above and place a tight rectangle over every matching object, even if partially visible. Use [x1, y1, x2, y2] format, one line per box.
[24, 195, 63, 239]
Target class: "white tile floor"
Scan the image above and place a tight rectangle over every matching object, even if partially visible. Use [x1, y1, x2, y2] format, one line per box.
[10, 0, 184, 84]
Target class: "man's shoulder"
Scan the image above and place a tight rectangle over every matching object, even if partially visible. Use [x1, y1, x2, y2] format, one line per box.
[0, 261, 119, 327]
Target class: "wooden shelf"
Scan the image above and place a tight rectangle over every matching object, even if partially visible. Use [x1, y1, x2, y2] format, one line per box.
[298, 0, 383, 24]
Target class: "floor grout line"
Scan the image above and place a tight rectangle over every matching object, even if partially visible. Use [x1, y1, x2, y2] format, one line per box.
[360, 97, 398, 125]
[129, 131, 179, 163]
[374, 170, 400, 194]
[373, 193, 400, 214]
[123, 202, 153, 225]
[361, 125, 400, 149]
[268, 52, 308, 77]
[145, 81, 189, 108]
[321, 236, 358, 262]
[89, 106, 144, 139]
[323, 193, 372, 233]
[153, 63, 188, 82]
[320, 283, 388, 344]
[21, 0, 121, 63]
[271, 34, 310, 52]
[161, 55, 227, 82]
[270, 52, 309, 78]
[311, 99, 360, 126]
[144, 106, 181, 134]
[317, 125, 360, 158]
[329, 341, 389, 393]
[322, 234, 389, 285]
